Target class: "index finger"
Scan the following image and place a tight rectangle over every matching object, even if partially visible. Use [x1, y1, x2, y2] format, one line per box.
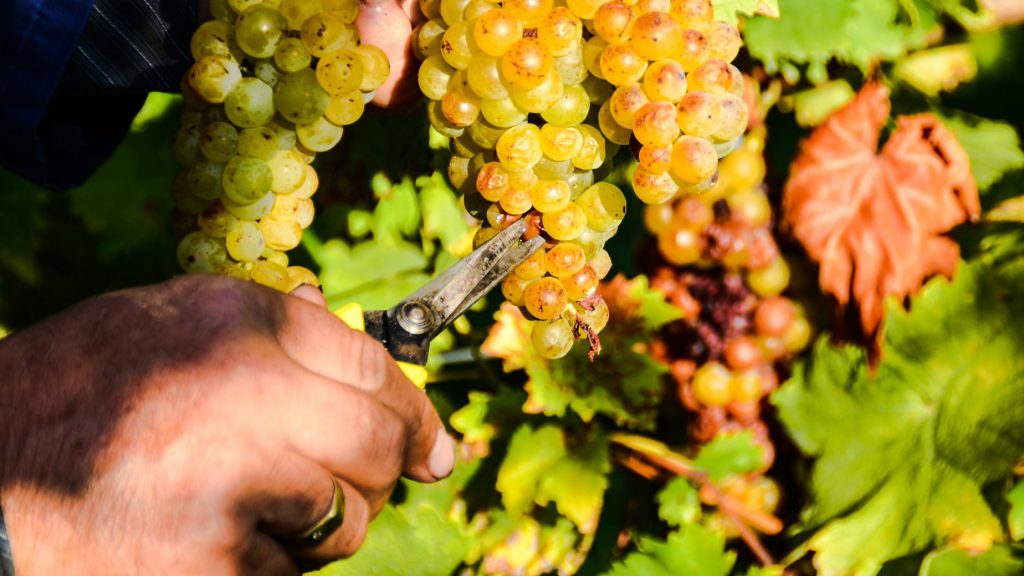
[277, 294, 454, 482]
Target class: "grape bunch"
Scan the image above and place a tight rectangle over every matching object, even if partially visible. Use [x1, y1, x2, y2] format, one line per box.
[171, 0, 389, 291]
[645, 129, 811, 534]
[416, 0, 749, 359]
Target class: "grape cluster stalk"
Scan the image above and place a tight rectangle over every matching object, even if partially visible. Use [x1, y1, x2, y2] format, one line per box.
[418, 0, 749, 359]
[645, 129, 812, 535]
[170, 0, 389, 291]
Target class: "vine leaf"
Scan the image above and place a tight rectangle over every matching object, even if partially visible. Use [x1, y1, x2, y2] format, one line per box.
[782, 82, 980, 334]
[603, 525, 735, 576]
[919, 545, 1024, 576]
[1009, 480, 1024, 541]
[711, 0, 779, 25]
[773, 260, 1024, 576]
[658, 478, 702, 527]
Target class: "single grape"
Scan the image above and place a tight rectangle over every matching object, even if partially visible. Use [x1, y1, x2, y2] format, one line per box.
[499, 187, 533, 215]
[632, 165, 679, 204]
[496, 123, 543, 172]
[286, 265, 321, 291]
[692, 361, 732, 406]
[639, 144, 672, 173]
[782, 316, 812, 352]
[658, 225, 702, 265]
[576, 182, 626, 232]
[316, 49, 365, 96]
[589, 249, 612, 278]
[188, 55, 242, 103]
[191, 20, 243, 62]
[415, 18, 447, 60]
[418, 55, 456, 101]
[552, 45, 588, 85]
[676, 90, 723, 138]
[275, 69, 330, 124]
[730, 370, 763, 403]
[500, 38, 553, 91]
[643, 59, 688, 103]
[515, 248, 549, 280]
[540, 83, 591, 127]
[532, 319, 574, 359]
[501, 272, 529, 305]
[280, 0, 323, 29]
[222, 189, 276, 219]
[324, 90, 366, 126]
[542, 202, 587, 241]
[235, 5, 288, 59]
[177, 231, 228, 273]
[747, 257, 790, 297]
[480, 97, 527, 128]
[224, 77, 276, 128]
[593, 1, 635, 44]
[289, 164, 319, 199]
[755, 297, 796, 337]
[300, 12, 355, 57]
[226, 220, 265, 262]
[353, 45, 391, 92]
[669, 0, 713, 28]
[428, 100, 466, 138]
[633, 101, 680, 147]
[440, 0, 471, 25]
[609, 83, 650, 128]
[474, 9, 523, 57]
[597, 100, 632, 145]
[670, 135, 718, 184]
[540, 125, 584, 161]
[688, 59, 736, 94]
[251, 260, 292, 291]
[566, 0, 603, 19]
[510, 69, 565, 113]
[713, 94, 748, 142]
[572, 124, 608, 171]
[599, 43, 647, 86]
[705, 20, 743, 63]
[222, 155, 273, 204]
[674, 196, 713, 228]
[724, 336, 762, 371]
[574, 297, 609, 332]
[296, 116, 343, 152]
[258, 216, 304, 250]
[545, 243, 587, 279]
[523, 277, 569, 320]
[199, 203, 240, 238]
[530, 179, 573, 213]
[442, 89, 482, 127]
[186, 160, 227, 200]
[539, 7, 583, 56]
[676, 28, 710, 72]
[440, 21, 473, 70]
[199, 121, 239, 164]
[631, 11, 683, 60]
[503, 0, 553, 26]
[563, 265, 598, 300]
[727, 189, 771, 228]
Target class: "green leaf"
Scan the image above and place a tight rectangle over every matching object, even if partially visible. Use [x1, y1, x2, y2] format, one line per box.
[940, 112, 1024, 192]
[496, 425, 568, 516]
[692, 432, 763, 483]
[418, 172, 470, 251]
[0, 170, 46, 283]
[1009, 481, 1024, 541]
[604, 525, 735, 576]
[790, 80, 856, 127]
[370, 174, 420, 244]
[894, 44, 978, 96]
[657, 477, 702, 527]
[628, 275, 683, 331]
[314, 503, 468, 576]
[774, 260, 1024, 575]
[919, 545, 1024, 576]
[711, 0, 778, 25]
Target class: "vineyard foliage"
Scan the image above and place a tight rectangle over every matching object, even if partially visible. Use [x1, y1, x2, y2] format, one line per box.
[1, 0, 1024, 575]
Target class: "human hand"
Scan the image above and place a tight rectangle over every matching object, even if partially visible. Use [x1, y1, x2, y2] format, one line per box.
[0, 275, 454, 575]
[356, 0, 423, 109]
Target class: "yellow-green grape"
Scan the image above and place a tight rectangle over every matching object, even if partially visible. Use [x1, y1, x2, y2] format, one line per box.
[597, 100, 631, 145]
[540, 83, 590, 127]
[507, 165, 539, 189]
[644, 202, 674, 233]
[677, 28, 710, 72]
[503, 0, 553, 26]
[570, 225, 610, 259]
[235, 5, 288, 58]
[418, 55, 455, 101]
[222, 156, 273, 203]
[633, 101, 679, 147]
[316, 49, 364, 95]
[589, 249, 612, 278]
[323, 0, 359, 23]
[552, 45, 587, 85]
[427, 99, 466, 137]
[442, 89, 482, 127]
[581, 73, 614, 104]
[198, 203, 239, 238]
[480, 97, 528, 128]
[687, 58, 735, 95]
[300, 12, 354, 57]
[191, 20, 242, 61]
[466, 55, 509, 100]
[324, 90, 365, 125]
[251, 260, 292, 291]
[783, 315, 812, 352]
[631, 12, 683, 60]
[500, 38, 553, 91]
[692, 361, 732, 406]
[565, 168, 594, 197]
[216, 261, 251, 280]
[670, 135, 717, 184]
[474, 9, 523, 57]
[296, 116, 344, 152]
[267, 116, 298, 149]
[273, 37, 311, 72]
[540, 125, 583, 161]
[643, 59, 687, 102]
[189, 55, 242, 103]
[581, 36, 608, 79]
[252, 59, 282, 88]
[185, 160, 226, 200]
[173, 123, 201, 166]
[258, 217, 304, 250]
[286, 265, 321, 290]
[209, 0, 238, 23]
[514, 247, 548, 280]
[198, 122, 238, 164]
[538, 7, 583, 56]
[713, 94, 748, 142]
[747, 257, 790, 297]
[178, 231, 228, 273]
[533, 155, 573, 180]
[657, 225, 701, 265]
[530, 179, 572, 212]
[224, 77, 276, 127]
[264, 247, 290, 268]
[727, 189, 771, 228]
[274, 69, 330, 124]
[267, 149, 307, 194]
[496, 123, 543, 172]
[639, 144, 671, 173]
[575, 182, 626, 232]
[523, 277, 568, 320]
[171, 172, 212, 214]
[476, 161, 510, 201]
[440, 22, 473, 71]
[542, 202, 587, 240]
[501, 272, 529, 306]
[545, 243, 586, 278]
[499, 187, 533, 215]
[420, 0, 442, 20]
[440, 0, 470, 25]
[226, 220, 265, 262]
[599, 43, 647, 86]
[670, 0, 713, 27]
[415, 18, 447, 60]
[675, 90, 722, 138]
[229, 0, 263, 14]
[593, 1, 635, 44]
[705, 20, 743, 63]
[353, 45, 391, 92]
[510, 69, 564, 113]
[572, 124, 607, 170]
[574, 297, 609, 331]
[532, 319, 574, 359]
[223, 188, 276, 219]
[467, 117, 505, 148]
[485, 203, 516, 229]
[566, 0, 603, 19]
[632, 165, 679, 204]
[290, 164, 319, 199]
[238, 127, 282, 160]
[609, 83, 649, 129]
[463, 0, 492, 22]
[281, 0, 322, 29]
[564, 265, 598, 300]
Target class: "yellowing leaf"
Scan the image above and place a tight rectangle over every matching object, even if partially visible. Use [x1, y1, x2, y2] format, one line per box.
[894, 44, 978, 96]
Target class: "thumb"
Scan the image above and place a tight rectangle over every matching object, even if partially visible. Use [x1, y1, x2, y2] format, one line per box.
[289, 284, 328, 308]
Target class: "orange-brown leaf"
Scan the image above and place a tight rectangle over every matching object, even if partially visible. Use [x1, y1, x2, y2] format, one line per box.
[782, 83, 980, 334]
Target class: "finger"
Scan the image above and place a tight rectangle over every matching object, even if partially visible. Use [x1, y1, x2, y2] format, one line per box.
[276, 301, 454, 482]
[289, 284, 327, 308]
[290, 478, 373, 566]
[238, 533, 300, 576]
[356, 0, 420, 109]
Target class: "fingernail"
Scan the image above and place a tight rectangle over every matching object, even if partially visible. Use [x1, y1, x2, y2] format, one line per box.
[428, 431, 455, 480]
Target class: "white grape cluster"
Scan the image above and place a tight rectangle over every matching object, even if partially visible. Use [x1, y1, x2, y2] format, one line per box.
[171, 0, 388, 291]
[415, 0, 747, 358]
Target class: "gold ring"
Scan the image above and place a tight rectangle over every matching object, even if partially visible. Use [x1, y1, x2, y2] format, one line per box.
[289, 477, 346, 548]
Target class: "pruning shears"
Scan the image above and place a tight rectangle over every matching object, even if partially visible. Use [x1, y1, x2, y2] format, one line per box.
[333, 218, 545, 388]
